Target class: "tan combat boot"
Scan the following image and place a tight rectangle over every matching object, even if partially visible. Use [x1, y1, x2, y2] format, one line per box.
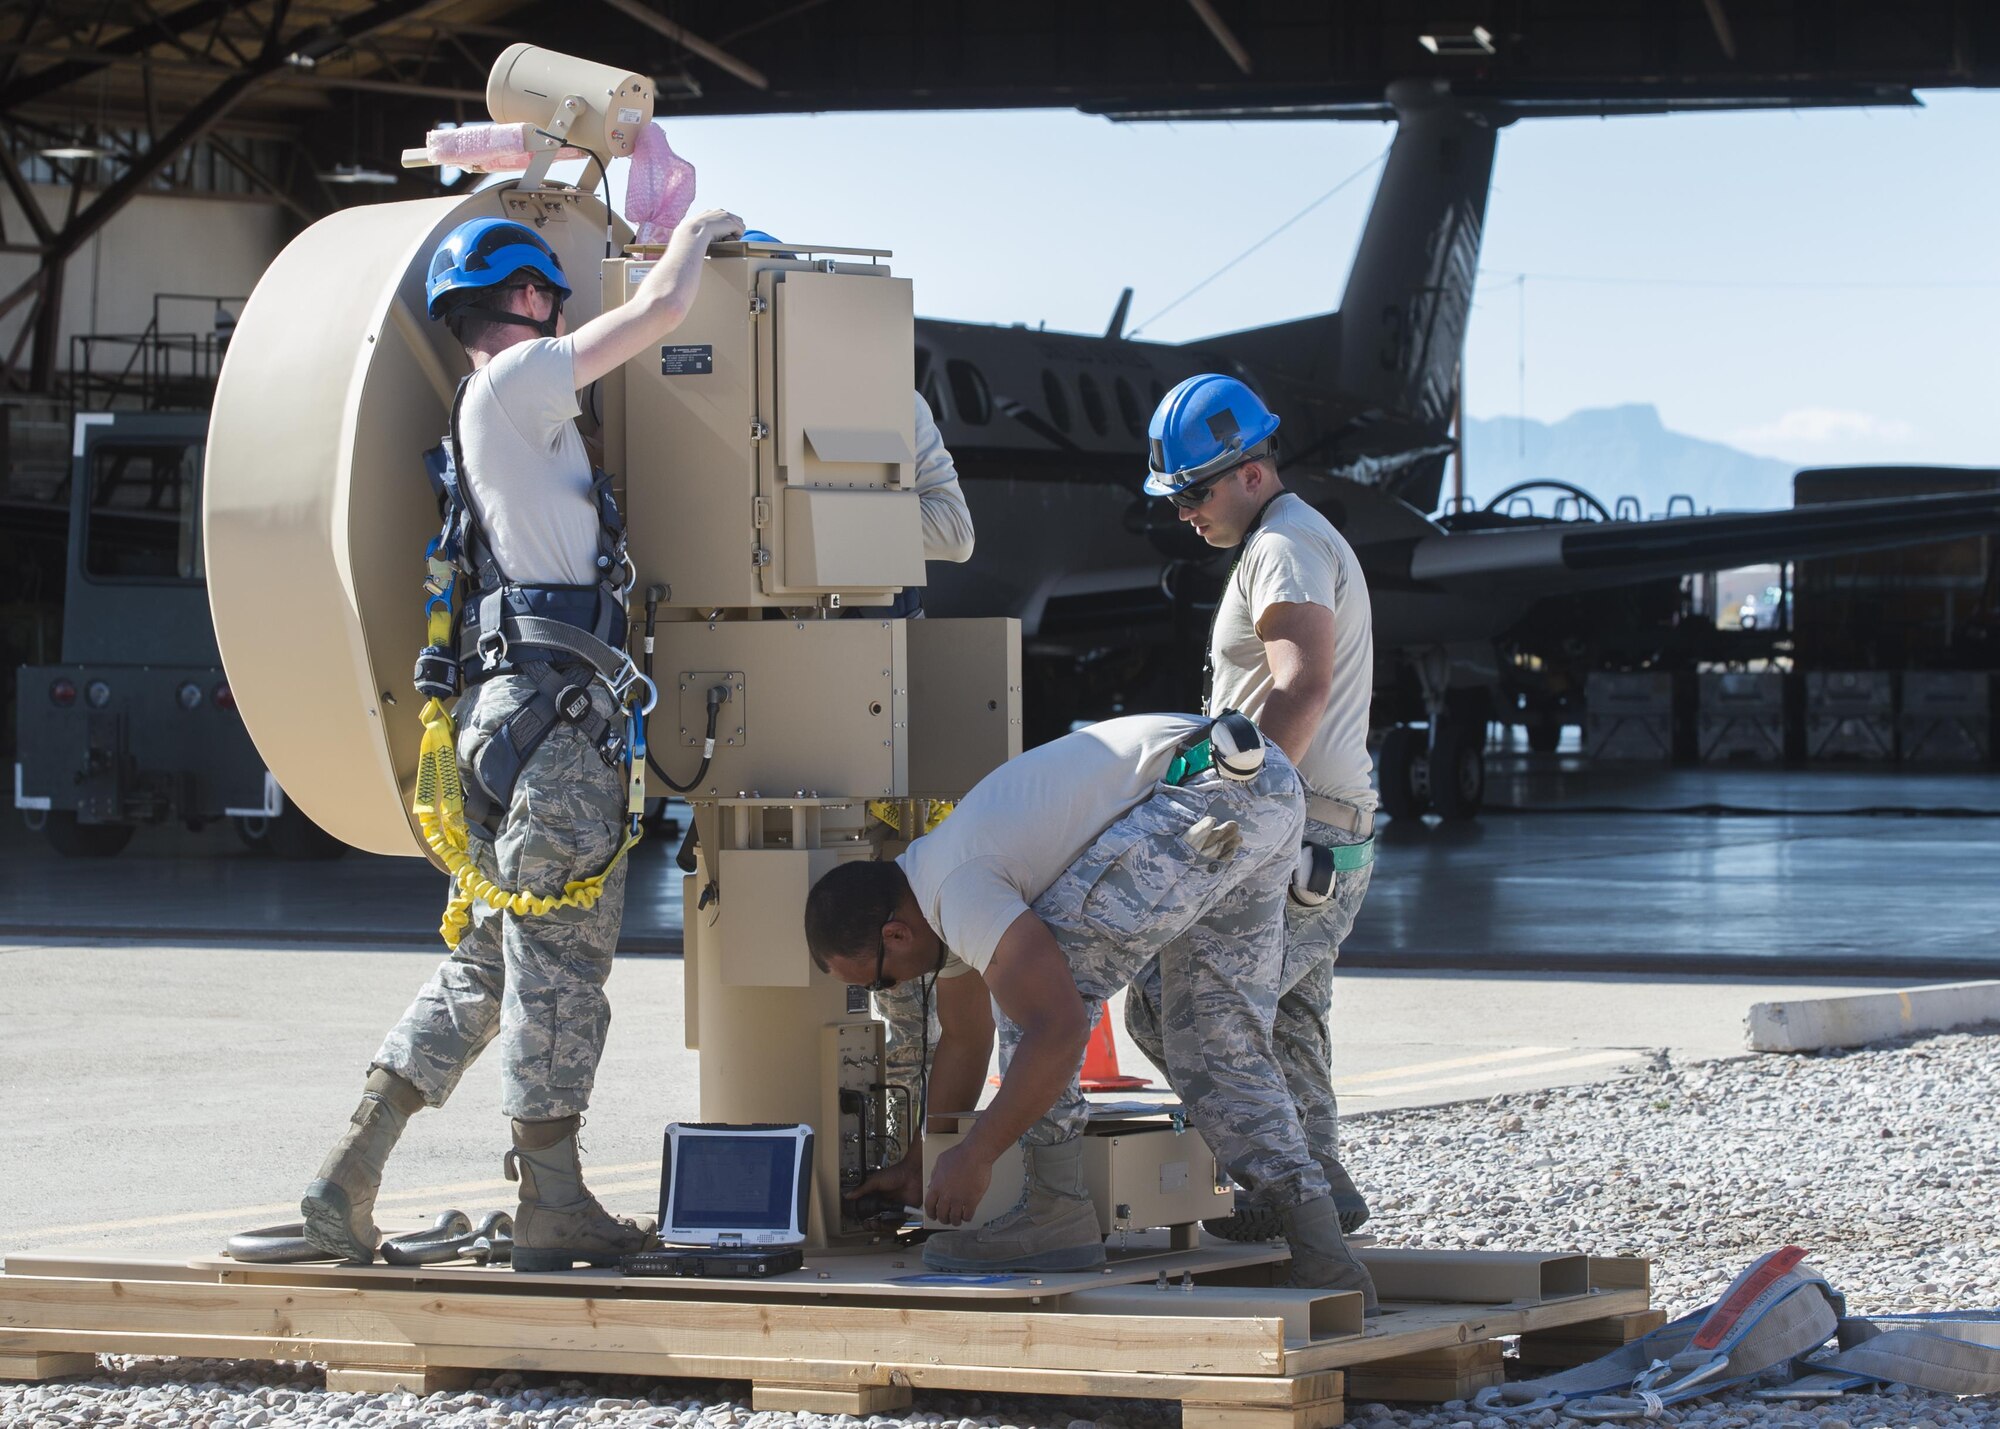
[921, 1138, 1106, 1273]
[300, 1066, 427, 1264]
[507, 1115, 652, 1272]
[1280, 1195, 1379, 1316]
[1206, 1157, 1372, 1241]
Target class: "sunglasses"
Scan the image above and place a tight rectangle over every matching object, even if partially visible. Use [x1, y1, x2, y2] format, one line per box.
[868, 935, 895, 992]
[1166, 461, 1244, 510]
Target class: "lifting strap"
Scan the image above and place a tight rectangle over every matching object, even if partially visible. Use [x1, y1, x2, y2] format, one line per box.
[1474, 1247, 2000, 1420]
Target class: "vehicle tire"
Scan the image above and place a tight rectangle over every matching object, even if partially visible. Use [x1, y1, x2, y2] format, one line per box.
[1527, 719, 1562, 754]
[266, 805, 347, 861]
[1375, 725, 1429, 821]
[1428, 719, 1487, 822]
[41, 812, 136, 858]
[234, 815, 272, 850]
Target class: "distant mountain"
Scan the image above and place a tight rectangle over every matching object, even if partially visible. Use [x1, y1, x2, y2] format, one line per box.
[1458, 404, 1795, 517]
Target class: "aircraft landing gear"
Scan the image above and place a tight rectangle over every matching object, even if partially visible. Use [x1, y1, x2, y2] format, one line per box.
[1375, 720, 1487, 823]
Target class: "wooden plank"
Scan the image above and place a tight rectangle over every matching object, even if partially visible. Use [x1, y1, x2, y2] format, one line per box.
[326, 1365, 477, 1394]
[1183, 1397, 1343, 1429]
[1345, 1340, 1503, 1403]
[753, 1382, 913, 1414]
[0, 1350, 97, 1382]
[1356, 1250, 1589, 1304]
[893, 1366, 1343, 1407]
[4, 1257, 217, 1284]
[0, 1275, 1287, 1376]
[1280, 1287, 1652, 1374]
[1344, 1367, 1502, 1403]
[185, 1237, 1288, 1301]
[1516, 1308, 1667, 1369]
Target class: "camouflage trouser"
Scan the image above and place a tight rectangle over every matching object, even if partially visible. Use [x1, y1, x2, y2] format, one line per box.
[993, 751, 1331, 1212]
[1128, 814, 1373, 1210]
[374, 672, 630, 1121]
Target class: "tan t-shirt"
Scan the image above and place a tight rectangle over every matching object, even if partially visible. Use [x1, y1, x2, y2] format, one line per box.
[1208, 492, 1376, 808]
[459, 335, 601, 587]
[898, 713, 1207, 977]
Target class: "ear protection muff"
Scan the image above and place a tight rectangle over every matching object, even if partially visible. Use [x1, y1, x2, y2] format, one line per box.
[1290, 842, 1336, 906]
[1209, 710, 1266, 782]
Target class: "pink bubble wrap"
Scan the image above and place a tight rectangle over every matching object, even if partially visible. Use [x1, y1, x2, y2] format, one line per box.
[625, 124, 696, 245]
[424, 122, 586, 172]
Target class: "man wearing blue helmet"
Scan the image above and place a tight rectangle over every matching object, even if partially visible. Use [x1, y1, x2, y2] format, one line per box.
[1132, 372, 1380, 1293]
[299, 202, 742, 1273]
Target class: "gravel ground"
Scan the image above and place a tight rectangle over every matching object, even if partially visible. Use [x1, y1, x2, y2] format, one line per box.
[6, 1028, 1996, 1429]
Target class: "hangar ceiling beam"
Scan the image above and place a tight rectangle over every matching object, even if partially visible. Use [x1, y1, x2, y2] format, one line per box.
[594, 0, 770, 90]
[1, 0, 472, 392]
[1185, 0, 1254, 76]
[0, 0, 240, 110]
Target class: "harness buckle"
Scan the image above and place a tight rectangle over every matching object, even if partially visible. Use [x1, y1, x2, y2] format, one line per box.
[476, 628, 509, 671]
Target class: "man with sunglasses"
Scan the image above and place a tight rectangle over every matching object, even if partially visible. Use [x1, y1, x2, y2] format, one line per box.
[300, 204, 743, 1273]
[1134, 373, 1380, 1251]
[800, 713, 1376, 1309]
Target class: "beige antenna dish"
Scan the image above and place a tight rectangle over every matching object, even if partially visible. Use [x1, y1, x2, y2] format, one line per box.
[203, 189, 625, 858]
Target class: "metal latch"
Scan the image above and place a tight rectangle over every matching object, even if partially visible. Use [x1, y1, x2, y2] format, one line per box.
[749, 419, 770, 442]
[752, 496, 770, 529]
[751, 546, 771, 568]
[749, 294, 769, 315]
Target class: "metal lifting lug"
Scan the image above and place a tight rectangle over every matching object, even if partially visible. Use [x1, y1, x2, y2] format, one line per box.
[749, 419, 770, 442]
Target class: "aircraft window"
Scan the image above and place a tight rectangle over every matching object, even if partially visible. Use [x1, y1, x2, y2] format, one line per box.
[83, 440, 205, 582]
[1114, 377, 1143, 436]
[1041, 370, 1072, 433]
[1077, 373, 1108, 436]
[946, 359, 992, 425]
[921, 371, 948, 422]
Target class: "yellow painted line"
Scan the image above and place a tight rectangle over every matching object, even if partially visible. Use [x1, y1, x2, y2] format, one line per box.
[1333, 1046, 1567, 1087]
[1342, 1049, 1637, 1099]
[17, 1163, 657, 1240]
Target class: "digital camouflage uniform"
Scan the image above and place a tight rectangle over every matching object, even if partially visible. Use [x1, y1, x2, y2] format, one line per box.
[1127, 813, 1371, 1213]
[374, 673, 629, 1121]
[989, 750, 1332, 1213]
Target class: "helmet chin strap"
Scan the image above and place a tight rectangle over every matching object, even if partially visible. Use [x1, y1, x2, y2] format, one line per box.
[453, 303, 561, 340]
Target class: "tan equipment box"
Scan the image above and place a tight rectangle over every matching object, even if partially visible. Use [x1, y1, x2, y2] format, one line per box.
[924, 1117, 1233, 1235]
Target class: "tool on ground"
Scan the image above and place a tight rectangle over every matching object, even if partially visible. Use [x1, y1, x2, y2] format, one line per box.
[1475, 1246, 2000, 1419]
[380, 1208, 514, 1266]
[659, 1122, 814, 1248]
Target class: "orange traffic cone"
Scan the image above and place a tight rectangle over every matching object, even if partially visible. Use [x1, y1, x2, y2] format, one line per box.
[1079, 1014, 1148, 1091]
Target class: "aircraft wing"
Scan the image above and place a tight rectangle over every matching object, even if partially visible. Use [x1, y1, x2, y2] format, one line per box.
[1389, 489, 2000, 593]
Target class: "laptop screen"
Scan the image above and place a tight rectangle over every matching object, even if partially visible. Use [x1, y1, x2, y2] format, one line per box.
[671, 1133, 796, 1231]
[660, 1123, 813, 1244]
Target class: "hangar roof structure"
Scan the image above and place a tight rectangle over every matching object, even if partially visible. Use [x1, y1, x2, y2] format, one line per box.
[2, 0, 1997, 390]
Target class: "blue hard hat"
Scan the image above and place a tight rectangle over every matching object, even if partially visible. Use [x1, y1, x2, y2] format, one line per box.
[741, 229, 782, 243]
[426, 217, 570, 320]
[1142, 373, 1281, 497]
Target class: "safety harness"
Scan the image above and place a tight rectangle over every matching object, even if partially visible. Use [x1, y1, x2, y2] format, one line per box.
[1475, 1246, 2000, 1420]
[410, 375, 654, 948]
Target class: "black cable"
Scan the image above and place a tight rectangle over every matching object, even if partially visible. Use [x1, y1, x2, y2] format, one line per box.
[640, 585, 722, 794]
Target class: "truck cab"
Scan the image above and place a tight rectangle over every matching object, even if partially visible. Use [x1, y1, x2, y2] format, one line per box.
[13, 410, 332, 857]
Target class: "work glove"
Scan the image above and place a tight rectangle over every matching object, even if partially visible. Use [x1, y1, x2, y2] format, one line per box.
[1186, 815, 1243, 861]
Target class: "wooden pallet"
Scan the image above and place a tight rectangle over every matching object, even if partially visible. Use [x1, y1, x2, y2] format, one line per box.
[0, 1249, 1651, 1427]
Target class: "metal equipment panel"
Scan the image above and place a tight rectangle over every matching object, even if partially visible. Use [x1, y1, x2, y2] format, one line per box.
[907, 618, 1023, 797]
[649, 619, 909, 799]
[779, 487, 925, 592]
[1081, 1125, 1233, 1234]
[712, 848, 815, 987]
[1583, 671, 1675, 763]
[1804, 670, 1895, 762]
[1900, 670, 1993, 764]
[1697, 671, 1786, 764]
[615, 253, 762, 612]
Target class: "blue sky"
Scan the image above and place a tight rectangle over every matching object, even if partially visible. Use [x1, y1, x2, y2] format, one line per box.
[553, 89, 2000, 468]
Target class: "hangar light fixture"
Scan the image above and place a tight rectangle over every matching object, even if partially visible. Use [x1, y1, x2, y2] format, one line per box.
[319, 163, 398, 185]
[1419, 23, 1495, 56]
[39, 143, 107, 160]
